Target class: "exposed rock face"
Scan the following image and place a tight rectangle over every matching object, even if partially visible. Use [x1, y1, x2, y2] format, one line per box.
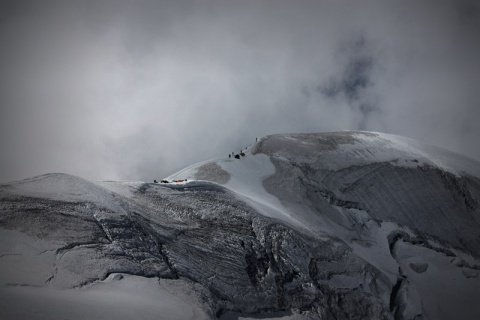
[409, 263, 428, 273]
[0, 174, 392, 318]
[2, 132, 480, 319]
[195, 162, 231, 184]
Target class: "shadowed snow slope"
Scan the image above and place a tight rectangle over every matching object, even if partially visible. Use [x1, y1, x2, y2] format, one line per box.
[1, 131, 480, 320]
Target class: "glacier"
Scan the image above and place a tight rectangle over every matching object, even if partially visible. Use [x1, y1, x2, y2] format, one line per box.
[1, 131, 479, 319]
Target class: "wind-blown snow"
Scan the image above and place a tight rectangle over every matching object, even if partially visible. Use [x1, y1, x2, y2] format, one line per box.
[254, 131, 480, 177]
[349, 132, 480, 177]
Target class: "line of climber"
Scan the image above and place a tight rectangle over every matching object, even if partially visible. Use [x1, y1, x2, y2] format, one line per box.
[228, 137, 258, 159]
[153, 179, 187, 184]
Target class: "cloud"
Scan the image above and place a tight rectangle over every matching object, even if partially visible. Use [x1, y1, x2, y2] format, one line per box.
[0, 0, 479, 182]
[313, 36, 381, 130]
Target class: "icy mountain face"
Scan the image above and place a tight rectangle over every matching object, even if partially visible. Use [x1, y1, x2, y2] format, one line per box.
[1, 131, 480, 320]
[254, 132, 480, 258]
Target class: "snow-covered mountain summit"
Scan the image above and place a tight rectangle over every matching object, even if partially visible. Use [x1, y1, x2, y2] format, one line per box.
[1, 131, 480, 320]
[170, 131, 480, 254]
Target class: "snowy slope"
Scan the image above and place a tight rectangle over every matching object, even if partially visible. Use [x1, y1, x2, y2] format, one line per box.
[1, 131, 480, 320]
[167, 152, 303, 228]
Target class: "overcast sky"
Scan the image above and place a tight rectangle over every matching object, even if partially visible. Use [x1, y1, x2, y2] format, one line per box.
[1, 0, 479, 182]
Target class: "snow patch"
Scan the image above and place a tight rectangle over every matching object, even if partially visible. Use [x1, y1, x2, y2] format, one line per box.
[0, 274, 209, 320]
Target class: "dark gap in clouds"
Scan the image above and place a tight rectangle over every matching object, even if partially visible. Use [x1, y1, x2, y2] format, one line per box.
[338, 37, 374, 102]
[317, 36, 375, 102]
[309, 35, 381, 132]
[317, 78, 340, 99]
[342, 55, 373, 101]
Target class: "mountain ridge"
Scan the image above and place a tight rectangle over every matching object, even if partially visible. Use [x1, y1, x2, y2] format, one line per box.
[1, 131, 480, 319]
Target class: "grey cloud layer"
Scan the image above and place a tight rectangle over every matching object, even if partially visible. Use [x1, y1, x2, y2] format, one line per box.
[1, 0, 479, 182]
